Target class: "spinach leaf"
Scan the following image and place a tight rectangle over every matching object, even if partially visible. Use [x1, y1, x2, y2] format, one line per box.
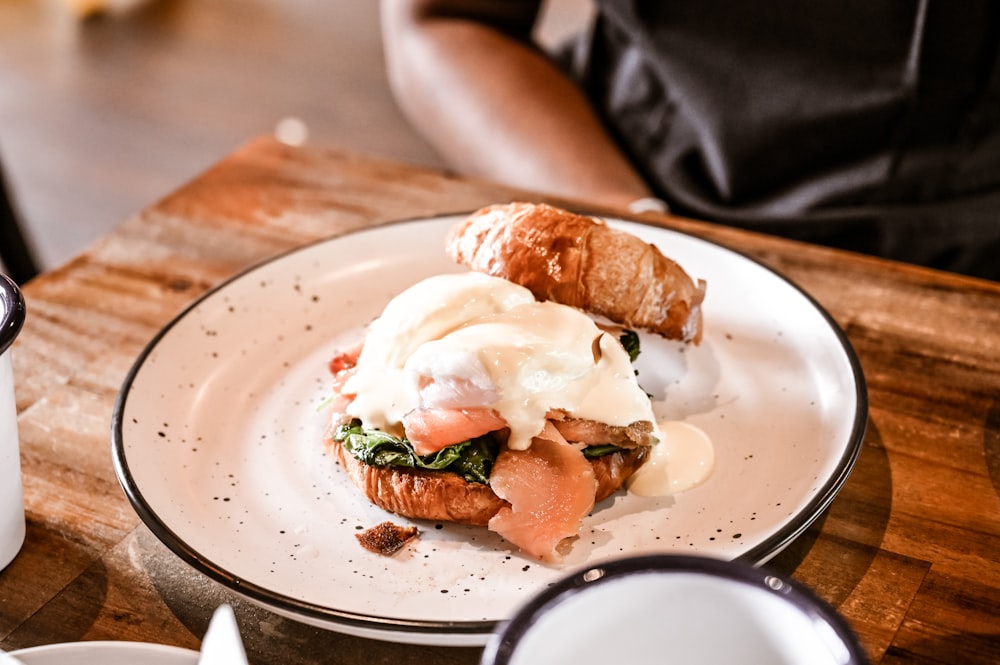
[582, 444, 625, 458]
[333, 420, 498, 484]
[618, 329, 641, 362]
[446, 437, 500, 484]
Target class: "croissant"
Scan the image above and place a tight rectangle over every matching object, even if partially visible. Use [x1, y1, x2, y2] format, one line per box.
[446, 202, 706, 343]
[327, 436, 649, 526]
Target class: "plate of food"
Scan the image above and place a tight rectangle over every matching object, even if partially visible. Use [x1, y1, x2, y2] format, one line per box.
[112, 203, 867, 646]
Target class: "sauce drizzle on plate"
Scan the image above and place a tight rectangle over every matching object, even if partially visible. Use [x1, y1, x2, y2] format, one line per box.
[627, 421, 715, 497]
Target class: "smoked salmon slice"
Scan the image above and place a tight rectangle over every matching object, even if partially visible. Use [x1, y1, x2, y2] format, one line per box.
[328, 342, 362, 374]
[325, 346, 361, 428]
[488, 436, 598, 562]
[403, 407, 508, 456]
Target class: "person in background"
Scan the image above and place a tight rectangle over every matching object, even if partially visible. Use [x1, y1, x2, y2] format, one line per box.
[380, 0, 1000, 281]
[0, 157, 39, 285]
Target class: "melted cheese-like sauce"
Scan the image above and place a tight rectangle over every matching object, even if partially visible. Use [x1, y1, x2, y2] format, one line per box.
[626, 421, 715, 497]
[343, 272, 656, 449]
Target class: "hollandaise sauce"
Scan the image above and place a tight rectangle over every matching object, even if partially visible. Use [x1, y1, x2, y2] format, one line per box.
[626, 421, 715, 497]
[343, 271, 657, 451]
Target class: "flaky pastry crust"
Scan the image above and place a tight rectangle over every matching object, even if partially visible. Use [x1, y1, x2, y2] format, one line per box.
[328, 437, 648, 526]
[446, 202, 706, 343]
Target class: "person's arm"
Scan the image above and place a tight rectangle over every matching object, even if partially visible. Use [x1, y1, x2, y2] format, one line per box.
[380, 0, 657, 209]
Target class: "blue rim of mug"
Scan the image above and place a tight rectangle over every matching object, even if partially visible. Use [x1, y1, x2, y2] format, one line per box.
[480, 554, 870, 665]
[0, 273, 25, 355]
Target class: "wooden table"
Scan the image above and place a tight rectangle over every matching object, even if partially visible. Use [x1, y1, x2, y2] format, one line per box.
[1, 136, 998, 664]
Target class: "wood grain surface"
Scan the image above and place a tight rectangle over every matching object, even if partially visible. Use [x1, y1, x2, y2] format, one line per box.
[1, 136, 998, 664]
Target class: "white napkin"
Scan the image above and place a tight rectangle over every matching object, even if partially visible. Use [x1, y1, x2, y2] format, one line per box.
[198, 604, 249, 665]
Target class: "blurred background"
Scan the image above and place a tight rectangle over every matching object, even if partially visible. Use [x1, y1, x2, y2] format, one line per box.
[0, 0, 590, 273]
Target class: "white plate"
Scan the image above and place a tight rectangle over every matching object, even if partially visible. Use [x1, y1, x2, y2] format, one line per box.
[112, 214, 867, 646]
[9, 641, 197, 664]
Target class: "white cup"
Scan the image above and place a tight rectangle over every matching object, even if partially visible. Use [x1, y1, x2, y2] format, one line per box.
[0, 273, 26, 570]
[481, 554, 869, 665]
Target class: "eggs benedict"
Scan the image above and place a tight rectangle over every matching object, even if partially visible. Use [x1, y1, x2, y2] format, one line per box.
[322, 203, 705, 562]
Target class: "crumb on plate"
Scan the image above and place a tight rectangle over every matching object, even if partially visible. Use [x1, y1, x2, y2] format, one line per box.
[356, 521, 419, 555]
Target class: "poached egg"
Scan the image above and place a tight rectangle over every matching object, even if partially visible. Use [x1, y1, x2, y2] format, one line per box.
[342, 271, 656, 450]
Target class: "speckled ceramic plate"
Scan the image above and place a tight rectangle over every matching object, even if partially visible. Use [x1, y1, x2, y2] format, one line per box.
[112, 214, 867, 646]
[9, 641, 198, 664]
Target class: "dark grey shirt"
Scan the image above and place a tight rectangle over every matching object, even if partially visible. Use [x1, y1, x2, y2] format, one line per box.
[562, 0, 1000, 279]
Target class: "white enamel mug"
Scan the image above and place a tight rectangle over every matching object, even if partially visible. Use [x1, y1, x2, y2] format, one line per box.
[0, 273, 26, 571]
[481, 555, 869, 665]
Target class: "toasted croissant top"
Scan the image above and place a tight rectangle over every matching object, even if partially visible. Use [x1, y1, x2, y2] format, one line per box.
[446, 202, 706, 343]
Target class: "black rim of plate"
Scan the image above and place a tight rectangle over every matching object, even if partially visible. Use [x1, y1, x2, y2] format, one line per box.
[0, 272, 25, 355]
[480, 554, 870, 664]
[110, 211, 869, 640]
